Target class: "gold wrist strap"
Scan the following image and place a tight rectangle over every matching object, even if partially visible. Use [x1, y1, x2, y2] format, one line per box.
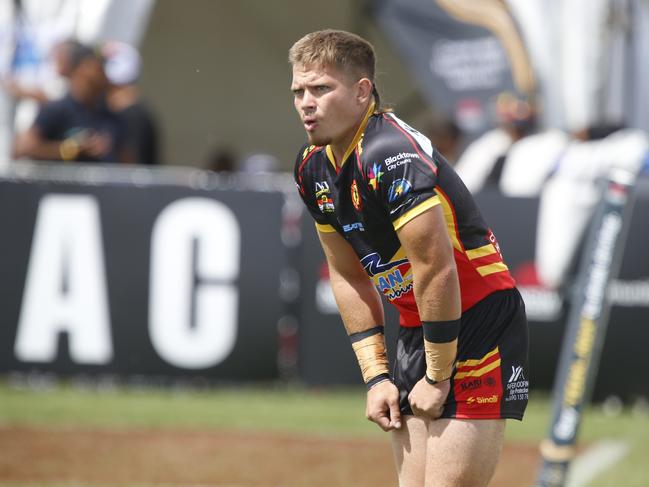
[422, 319, 459, 383]
[424, 338, 457, 383]
[350, 327, 389, 385]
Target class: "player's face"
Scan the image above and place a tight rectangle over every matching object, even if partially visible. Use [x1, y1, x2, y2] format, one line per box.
[291, 63, 365, 149]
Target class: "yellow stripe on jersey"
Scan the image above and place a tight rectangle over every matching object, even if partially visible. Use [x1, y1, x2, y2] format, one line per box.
[476, 262, 509, 277]
[454, 359, 501, 379]
[435, 191, 463, 252]
[392, 195, 440, 231]
[456, 347, 499, 368]
[315, 222, 336, 233]
[466, 243, 497, 260]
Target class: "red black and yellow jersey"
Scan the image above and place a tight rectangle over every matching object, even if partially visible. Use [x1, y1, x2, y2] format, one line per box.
[294, 102, 516, 327]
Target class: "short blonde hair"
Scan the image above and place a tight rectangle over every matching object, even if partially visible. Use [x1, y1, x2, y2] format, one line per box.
[288, 29, 376, 82]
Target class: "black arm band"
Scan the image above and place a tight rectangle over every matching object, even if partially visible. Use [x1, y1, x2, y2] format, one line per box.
[425, 374, 446, 385]
[422, 319, 460, 343]
[366, 373, 391, 390]
[349, 325, 384, 343]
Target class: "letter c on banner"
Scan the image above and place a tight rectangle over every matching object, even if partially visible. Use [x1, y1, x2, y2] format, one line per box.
[149, 197, 240, 368]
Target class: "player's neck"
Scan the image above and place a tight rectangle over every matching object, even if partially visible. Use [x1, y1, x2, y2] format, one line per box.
[329, 100, 375, 167]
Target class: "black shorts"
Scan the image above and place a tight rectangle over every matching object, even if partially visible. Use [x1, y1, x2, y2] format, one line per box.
[392, 288, 529, 420]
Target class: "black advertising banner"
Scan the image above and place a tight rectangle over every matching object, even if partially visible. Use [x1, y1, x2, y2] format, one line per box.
[373, 0, 533, 135]
[0, 168, 287, 382]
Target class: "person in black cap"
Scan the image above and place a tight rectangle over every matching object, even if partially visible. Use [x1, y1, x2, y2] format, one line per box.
[13, 40, 131, 163]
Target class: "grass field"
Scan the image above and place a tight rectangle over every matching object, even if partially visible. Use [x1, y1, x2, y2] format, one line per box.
[0, 380, 647, 486]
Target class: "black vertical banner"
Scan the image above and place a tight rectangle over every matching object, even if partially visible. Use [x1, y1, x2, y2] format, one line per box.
[536, 171, 637, 487]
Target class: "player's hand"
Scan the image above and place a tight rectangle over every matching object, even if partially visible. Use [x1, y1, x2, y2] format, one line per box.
[408, 377, 450, 419]
[365, 379, 402, 432]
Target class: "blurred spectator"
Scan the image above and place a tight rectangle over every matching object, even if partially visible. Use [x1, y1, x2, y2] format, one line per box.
[102, 40, 159, 165]
[0, 3, 69, 163]
[535, 126, 649, 289]
[207, 146, 238, 173]
[454, 92, 537, 192]
[12, 41, 131, 163]
[241, 152, 279, 174]
[425, 116, 462, 165]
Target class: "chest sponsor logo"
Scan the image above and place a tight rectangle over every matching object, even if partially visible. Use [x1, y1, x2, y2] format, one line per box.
[385, 152, 419, 171]
[350, 180, 362, 211]
[315, 181, 334, 213]
[360, 252, 414, 301]
[368, 163, 384, 191]
[388, 179, 412, 203]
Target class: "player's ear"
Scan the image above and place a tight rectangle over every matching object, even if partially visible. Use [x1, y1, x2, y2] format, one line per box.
[356, 78, 373, 105]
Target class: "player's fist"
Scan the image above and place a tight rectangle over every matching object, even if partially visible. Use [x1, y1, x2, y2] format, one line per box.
[408, 377, 450, 419]
[366, 379, 402, 432]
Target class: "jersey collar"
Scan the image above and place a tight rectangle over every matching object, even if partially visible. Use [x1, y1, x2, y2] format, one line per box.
[325, 100, 375, 170]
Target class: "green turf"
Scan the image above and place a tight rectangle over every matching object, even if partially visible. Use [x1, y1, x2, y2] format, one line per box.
[0, 382, 648, 486]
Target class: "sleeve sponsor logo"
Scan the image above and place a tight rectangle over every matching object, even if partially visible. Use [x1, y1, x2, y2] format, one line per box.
[350, 180, 362, 211]
[368, 163, 384, 191]
[384, 152, 419, 171]
[388, 179, 412, 203]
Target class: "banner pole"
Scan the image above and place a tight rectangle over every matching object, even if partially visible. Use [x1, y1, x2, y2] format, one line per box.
[536, 169, 637, 487]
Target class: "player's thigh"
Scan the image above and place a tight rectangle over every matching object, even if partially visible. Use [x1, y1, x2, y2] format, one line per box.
[390, 415, 429, 487]
[425, 418, 505, 487]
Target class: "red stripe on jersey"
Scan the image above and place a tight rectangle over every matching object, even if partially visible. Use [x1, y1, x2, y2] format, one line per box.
[297, 146, 323, 176]
[454, 249, 515, 311]
[470, 250, 505, 267]
[355, 149, 364, 176]
[383, 115, 438, 175]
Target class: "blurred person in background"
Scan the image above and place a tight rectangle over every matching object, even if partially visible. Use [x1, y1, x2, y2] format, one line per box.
[241, 152, 279, 174]
[290, 30, 528, 487]
[102, 40, 159, 165]
[454, 92, 537, 193]
[534, 123, 648, 290]
[207, 146, 238, 173]
[12, 41, 132, 163]
[424, 115, 463, 166]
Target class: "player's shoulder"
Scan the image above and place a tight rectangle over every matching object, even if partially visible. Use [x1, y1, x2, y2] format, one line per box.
[360, 112, 435, 170]
[294, 143, 325, 174]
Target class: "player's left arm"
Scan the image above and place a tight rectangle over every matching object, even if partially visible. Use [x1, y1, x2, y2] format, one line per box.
[396, 203, 461, 419]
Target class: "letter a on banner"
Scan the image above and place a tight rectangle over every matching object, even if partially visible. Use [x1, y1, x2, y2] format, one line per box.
[149, 197, 240, 369]
[15, 195, 113, 364]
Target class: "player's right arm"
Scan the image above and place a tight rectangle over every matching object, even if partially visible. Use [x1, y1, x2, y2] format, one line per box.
[317, 229, 401, 431]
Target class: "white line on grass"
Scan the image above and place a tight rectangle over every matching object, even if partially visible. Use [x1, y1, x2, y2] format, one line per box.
[566, 440, 630, 487]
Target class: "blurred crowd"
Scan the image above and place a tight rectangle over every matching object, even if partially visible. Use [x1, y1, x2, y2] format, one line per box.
[442, 92, 649, 290]
[4, 36, 158, 165]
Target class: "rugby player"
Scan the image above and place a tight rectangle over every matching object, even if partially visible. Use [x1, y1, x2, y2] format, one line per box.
[290, 30, 529, 486]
